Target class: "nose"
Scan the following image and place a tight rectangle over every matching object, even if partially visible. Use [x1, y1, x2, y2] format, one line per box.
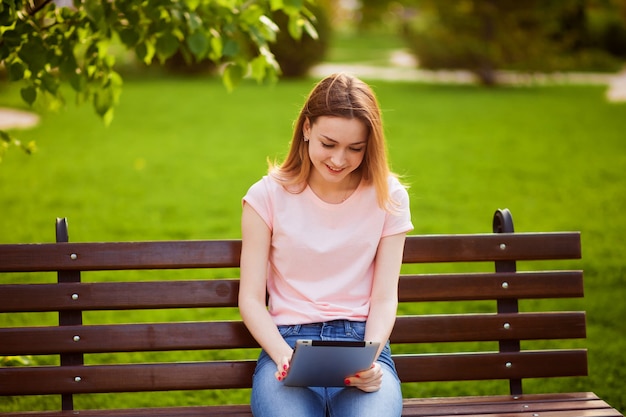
[330, 149, 347, 166]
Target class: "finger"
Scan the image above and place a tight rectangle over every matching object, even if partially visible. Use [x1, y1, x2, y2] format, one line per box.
[354, 362, 381, 381]
[275, 356, 291, 381]
[350, 363, 383, 392]
[350, 378, 382, 392]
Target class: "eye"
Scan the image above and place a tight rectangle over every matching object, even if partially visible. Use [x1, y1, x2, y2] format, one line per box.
[321, 142, 334, 148]
[350, 147, 365, 152]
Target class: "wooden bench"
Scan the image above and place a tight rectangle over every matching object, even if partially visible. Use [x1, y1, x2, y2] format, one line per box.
[0, 209, 622, 417]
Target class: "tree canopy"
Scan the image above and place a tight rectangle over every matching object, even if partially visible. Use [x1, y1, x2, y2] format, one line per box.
[358, 0, 626, 85]
[401, 0, 626, 85]
[0, 0, 317, 160]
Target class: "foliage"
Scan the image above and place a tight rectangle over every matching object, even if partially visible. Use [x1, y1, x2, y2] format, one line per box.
[0, 129, 36, 162]
[585, 3, 626, 58]
[269, 0, 331, 77]
[0, 0, 317, 156]
[397, 0, 626, 85]
[357, 0, 394, 31]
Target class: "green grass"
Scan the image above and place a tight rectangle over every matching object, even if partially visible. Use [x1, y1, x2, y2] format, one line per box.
[326, 30, 407, 65]
[0, 76, 625, 412]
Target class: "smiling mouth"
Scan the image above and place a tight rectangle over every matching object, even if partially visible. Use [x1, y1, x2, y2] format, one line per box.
[326, 164, 344, 173]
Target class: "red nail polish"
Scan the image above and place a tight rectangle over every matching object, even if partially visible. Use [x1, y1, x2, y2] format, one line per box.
[283, 364, 288, 370]
[277, 376, 283, 381]
[344, 378, 350, 385]
[282, 371, 286, 377]
[355, 374, 360, 378]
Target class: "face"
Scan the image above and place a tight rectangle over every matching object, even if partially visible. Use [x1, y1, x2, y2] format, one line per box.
[303, 116, 368, 186]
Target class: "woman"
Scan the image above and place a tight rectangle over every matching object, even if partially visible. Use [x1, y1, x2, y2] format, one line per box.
[239, 73, 413, 417]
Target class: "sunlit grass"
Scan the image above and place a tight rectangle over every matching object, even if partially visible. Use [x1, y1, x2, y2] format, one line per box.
[326, 30, 408, 65]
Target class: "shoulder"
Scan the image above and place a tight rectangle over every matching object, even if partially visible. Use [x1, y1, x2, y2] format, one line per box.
[387, 175, 405, 189]
[246, 175, 281, 197]
[245, 175, 305, 209]
[387, 175, 410, 200]
[243, 176, 284, 230]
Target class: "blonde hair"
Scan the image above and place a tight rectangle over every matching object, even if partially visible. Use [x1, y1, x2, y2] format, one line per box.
[270, 73, 398, 209]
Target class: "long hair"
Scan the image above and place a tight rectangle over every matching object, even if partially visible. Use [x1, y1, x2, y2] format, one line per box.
[270, 73, 397, 209]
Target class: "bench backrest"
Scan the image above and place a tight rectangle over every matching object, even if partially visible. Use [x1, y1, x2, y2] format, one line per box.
[0, 210, 585, 411]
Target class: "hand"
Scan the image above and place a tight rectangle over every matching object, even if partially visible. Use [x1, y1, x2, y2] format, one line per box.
[275, 355, 291, 382]
[344, 362, 383, 392]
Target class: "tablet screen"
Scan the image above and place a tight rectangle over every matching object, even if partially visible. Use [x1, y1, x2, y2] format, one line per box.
[283, 340, 380, 387]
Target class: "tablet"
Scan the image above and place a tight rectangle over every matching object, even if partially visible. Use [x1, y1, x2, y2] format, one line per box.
[283, 340, 380, 387]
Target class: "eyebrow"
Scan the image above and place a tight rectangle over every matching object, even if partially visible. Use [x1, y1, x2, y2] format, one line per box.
[320, 134, 367, 146]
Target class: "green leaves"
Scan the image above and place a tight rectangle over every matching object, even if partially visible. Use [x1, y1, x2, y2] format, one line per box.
[0, 129, 37, 163]
[7, 61, 25, 81]
[156, 32, 180, 61]
[223, 62, 245, 92]
[20, 85, 37, 105]
[0, 0, 317, 160]
[187, 30, 209, 56]
[18, 36, 47, 74]
[0, 0, 18, 26]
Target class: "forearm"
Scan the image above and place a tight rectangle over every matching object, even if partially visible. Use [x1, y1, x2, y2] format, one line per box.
[365, 297, 398, 359]
[239, 297, 293, 365]
[347, 298, 397, 392]
[365, 232, 406, 359]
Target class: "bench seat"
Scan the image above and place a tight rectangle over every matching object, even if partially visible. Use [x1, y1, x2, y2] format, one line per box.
[1, 393, 620, 417]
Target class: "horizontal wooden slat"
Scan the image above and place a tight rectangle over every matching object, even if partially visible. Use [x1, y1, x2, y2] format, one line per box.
[0, 233, 581, 274]
[402, 405, 622, 417]
[0, 312, 585, 356]
[0, 361, 257, 395]
[0, 393, 619, 417]
[0, 279, 240, 312]
[391, 312, 586, 344]
[401, 391, 603, 407]
[398, 271, 584, 302]
[401, 392, 622, 417]
[0, 405, 256, 417]
[0, 271, 584, 313]
[0, 350, 588, 395]
[395, 350, 588, 382]
[0, 321, 258, 355]
[0, 392, 621, 417]
[402, 233, 581, 263]
[0, 240, 242, 272]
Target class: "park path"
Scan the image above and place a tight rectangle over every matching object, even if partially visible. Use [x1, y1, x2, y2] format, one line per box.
[0, 107, 40, 131]
[1, 54, 625, 130]
[312, 50, 626, 102]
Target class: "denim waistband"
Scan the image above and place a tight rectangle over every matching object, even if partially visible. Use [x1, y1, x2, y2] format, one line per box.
[278, 320, 366, 341]
[294, 320, 364, 332]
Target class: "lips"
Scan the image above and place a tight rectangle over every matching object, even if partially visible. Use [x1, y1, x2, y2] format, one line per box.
[325, 164, 344, 173]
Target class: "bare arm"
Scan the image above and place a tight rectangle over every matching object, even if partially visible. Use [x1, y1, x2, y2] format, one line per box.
[348, 232, 407, 392]
[238, 203, 293, 379]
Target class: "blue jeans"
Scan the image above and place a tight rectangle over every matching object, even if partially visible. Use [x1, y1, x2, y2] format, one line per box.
[251, 320, 402, 417]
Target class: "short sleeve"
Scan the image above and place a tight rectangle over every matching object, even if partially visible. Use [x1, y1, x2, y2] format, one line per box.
[382, 178, 414, 237]
[242, 176, 274, 230]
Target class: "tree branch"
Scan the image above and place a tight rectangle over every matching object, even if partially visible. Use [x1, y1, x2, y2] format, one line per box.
[26, 0, 55, 16]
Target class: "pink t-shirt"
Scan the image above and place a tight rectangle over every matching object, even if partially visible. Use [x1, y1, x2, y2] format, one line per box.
[242, 175, 413, 325]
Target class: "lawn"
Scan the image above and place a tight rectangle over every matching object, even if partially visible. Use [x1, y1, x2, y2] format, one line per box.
[0, 73, 625, 412]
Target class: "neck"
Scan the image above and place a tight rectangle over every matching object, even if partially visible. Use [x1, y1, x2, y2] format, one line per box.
[308, 171, 360, 204]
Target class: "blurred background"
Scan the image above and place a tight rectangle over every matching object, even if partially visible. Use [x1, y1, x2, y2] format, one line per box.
[107, 0, 626, 84]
